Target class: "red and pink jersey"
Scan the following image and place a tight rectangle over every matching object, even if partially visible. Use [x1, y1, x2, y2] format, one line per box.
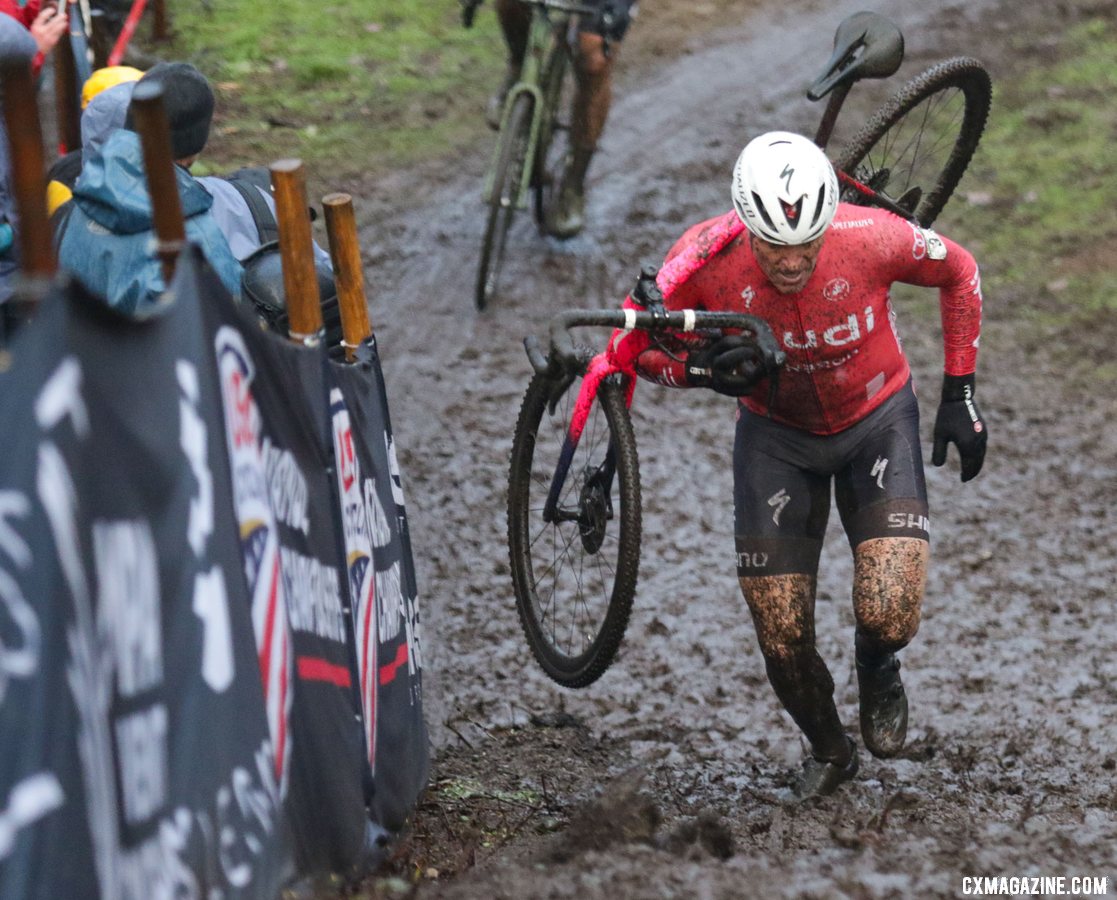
[634, 204, 983, 435]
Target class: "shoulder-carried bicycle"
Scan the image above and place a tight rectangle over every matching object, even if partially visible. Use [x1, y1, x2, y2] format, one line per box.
[506, 11, 992, 688]
[462, 0, 614, 311]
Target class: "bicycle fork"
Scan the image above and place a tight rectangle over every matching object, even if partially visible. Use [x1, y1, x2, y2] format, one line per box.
[541, 353, 635, 539]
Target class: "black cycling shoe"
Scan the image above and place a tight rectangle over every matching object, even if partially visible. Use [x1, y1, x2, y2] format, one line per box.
[857, 653, 908, 758]
[793, 737, 859, 799]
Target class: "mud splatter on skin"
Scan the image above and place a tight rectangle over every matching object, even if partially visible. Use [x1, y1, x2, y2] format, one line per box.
[853, 537, 928, 652]
[739, 573, 849, 760]
[738, 573, 816, 654]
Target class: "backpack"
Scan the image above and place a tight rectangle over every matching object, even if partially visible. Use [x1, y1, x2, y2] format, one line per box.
[224, 166, 279, 245]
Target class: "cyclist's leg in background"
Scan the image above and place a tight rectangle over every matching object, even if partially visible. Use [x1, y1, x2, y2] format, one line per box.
[834, 382, 930, 663]
[487, 0, 532, 127]
[547, 0, 635, 237]
[733, 409, 852, 766]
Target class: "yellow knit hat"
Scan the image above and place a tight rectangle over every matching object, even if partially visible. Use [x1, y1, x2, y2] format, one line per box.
[80, 65, 144, 109]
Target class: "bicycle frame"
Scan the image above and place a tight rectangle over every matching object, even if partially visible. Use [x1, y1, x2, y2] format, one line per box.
[527, 238, 785, 523]
[482, 0, 595, 209]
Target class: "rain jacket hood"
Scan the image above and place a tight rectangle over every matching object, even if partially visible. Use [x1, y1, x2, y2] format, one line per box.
[80, 82, 137, 159]
[73, 129, 217, 235]
[58, 129, 242, 315]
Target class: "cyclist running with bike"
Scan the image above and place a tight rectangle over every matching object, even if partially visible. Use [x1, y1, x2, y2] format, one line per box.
[630, 131, 988, 797]
[483, 0, 636, 238]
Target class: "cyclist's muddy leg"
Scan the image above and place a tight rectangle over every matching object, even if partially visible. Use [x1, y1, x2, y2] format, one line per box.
[495, 0, 531, 66]
[547, 31, 617, 236]
[568, 31, 617, 187]
[851, 537, 927, 658]
[740, 573, 851, 763]
[488, 0, 531, 126]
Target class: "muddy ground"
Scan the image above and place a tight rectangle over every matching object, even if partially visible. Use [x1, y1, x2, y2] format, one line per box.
[305, 0, 1117, 896]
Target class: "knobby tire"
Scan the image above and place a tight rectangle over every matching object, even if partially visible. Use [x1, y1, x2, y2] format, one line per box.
[508, 371, 641, 688]
[476, 93, 533, 311]
[835, 58, 992, 227]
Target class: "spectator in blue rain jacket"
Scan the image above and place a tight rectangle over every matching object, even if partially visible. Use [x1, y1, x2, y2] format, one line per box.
[56, 61, 242, 315]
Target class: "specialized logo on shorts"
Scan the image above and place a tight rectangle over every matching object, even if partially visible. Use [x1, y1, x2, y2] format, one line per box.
[871, 456, 889, 489]
[823, 278, 850, 302]
[768, 488, 791, 526]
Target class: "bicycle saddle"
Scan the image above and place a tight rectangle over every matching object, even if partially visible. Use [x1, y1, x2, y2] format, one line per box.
[807, 11, 904, 101]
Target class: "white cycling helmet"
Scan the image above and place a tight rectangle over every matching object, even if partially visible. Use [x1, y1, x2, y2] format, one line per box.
[731, 131, 839, 245]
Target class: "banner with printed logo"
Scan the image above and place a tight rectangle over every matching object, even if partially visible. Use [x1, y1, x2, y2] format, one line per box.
[207, 297, 370, 874]
[0, 248, 430, 897]
[0, 260, 290, 900]
[331, 347, 428, 833]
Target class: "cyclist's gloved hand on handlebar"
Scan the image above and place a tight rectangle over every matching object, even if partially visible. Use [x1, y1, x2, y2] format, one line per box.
[932, 372, 988, 482]
[686, 335, 766, 397]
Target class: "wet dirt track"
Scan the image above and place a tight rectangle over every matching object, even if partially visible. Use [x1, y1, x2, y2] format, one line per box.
[349, 0, 1117, 896]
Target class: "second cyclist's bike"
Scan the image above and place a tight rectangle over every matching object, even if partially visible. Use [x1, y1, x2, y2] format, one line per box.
[463, 0, 616, 311]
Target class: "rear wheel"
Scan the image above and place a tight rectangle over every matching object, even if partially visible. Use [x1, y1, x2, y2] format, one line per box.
[835, 58, 992, 227]
[476, 93, 534, 310]
[508, 370, 641, 687]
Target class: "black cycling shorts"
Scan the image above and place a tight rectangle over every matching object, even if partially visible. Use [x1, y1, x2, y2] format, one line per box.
[577, 0, 637, 41]
[733, 381, 930, 578]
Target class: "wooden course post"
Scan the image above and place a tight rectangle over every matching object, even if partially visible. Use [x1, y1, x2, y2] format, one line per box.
[52, 24, 82, 154]
[322, 192, 372, 361]
[128, 81, 185, 285]
[0, 55, 55, 282]
[269, 159, 323, 344]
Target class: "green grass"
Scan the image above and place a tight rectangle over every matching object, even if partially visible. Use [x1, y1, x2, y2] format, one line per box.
[157, 2, 1116, 348]
[945, 18, 1117, 321]
[157, 0, 506, 182]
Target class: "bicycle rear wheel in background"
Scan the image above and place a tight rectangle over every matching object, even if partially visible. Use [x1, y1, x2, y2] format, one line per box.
[835, 57, 992, 227]
[532, 43, 574, 228]
[508, 370, 641, 688]
[476, 93, 534, 311]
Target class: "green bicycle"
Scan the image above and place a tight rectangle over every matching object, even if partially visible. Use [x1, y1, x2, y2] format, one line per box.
[463, 0, 607, 310]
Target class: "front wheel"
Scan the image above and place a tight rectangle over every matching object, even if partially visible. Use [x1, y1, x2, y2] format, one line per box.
[508, 370, 641, 688]
[835, 57, 992, 227]
[476, 93, 534, 311]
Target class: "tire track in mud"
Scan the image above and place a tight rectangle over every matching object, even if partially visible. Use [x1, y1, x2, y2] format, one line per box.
[351, 0, 1117, 895]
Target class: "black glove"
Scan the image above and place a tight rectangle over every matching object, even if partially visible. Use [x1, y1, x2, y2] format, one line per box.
[685, 336, 766, 397]
[932, 373, 988, 482]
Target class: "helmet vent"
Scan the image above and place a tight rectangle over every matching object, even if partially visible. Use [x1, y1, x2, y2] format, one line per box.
[781, 198, 803, 228]
[809, 185, 827, 230]
[752, 191, 777, 233]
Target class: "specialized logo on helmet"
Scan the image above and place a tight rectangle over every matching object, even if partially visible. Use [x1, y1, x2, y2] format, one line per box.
[780, 164, 795, 193]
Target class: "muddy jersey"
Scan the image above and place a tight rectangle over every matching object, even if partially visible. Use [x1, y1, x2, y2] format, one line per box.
[634, 205, 983, 435]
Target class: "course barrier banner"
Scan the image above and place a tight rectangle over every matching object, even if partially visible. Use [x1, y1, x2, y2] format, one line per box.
[332, 344, 427, 833]
[208, 275, 369, 874]
[0, 249, 428, 897]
